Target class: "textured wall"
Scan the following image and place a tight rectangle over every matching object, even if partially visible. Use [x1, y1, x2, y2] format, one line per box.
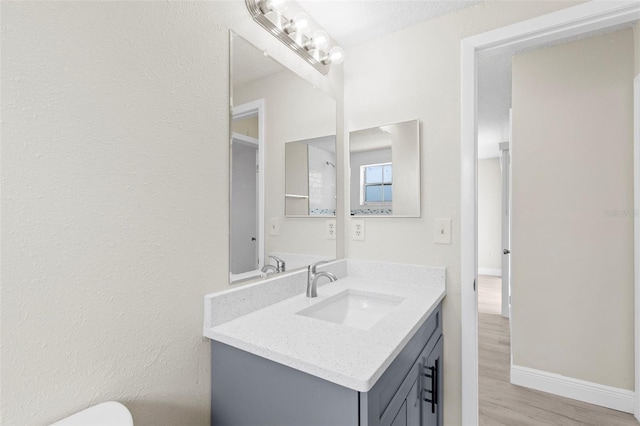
[511, 29, 634, 390]
[343, 2, 582, 424]
[478, 158, 502, 271]
[0, 1, 342, 424]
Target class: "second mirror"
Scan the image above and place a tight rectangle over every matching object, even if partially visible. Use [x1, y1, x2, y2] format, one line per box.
[349, 119, 421, 217]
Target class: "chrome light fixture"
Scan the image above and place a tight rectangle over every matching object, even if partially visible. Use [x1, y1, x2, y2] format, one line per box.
[245, 0, 344, 75]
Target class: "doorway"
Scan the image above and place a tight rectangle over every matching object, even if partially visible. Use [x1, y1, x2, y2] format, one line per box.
[461, 3, 640, 424]
[230, 135, 258, 275]
[476, 155, 505, 315]
[230, 99, 265, 283]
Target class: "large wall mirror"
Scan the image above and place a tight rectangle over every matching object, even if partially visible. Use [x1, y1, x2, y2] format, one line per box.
[349, 119, 421, 217]
[230, 32, 337, 284]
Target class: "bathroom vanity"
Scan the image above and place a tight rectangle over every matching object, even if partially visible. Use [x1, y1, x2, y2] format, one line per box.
[211, 304, 442, 426]
[204, 260, 446, 426]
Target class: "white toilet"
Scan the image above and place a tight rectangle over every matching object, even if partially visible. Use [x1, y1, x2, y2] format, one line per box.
[50, 401, 133, 426]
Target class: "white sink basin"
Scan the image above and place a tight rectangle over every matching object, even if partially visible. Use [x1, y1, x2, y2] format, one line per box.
[296, 289, 405, 330]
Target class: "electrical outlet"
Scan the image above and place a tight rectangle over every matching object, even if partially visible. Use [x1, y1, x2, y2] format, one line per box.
[326, 220, 336, 240]
[352, 219, 365, 241]
[269, 217, 280, 236]
[434, 218, 451, 244]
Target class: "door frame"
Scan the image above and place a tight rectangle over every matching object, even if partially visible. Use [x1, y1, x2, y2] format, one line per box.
[231, 99, 265, 278]
[498, 141, 510, 319]
[460, 2, 640, 424]
[634, 72, 640, 418]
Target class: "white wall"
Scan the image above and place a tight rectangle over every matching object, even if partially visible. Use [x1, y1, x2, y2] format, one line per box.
[285, 142, 309, 216]
[0, 1, 343, 424]
[511, 29, 634, 390]
[343, 1, 582, 423]
[389, 122, 421, 217]
[478, 158, 502, 272]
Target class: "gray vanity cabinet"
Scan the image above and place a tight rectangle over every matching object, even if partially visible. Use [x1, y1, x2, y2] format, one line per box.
[379, 334, 443, 426]
[368, 337, 443, 426]
[360, 304, 442, 426]
[210, 303, 442, 426]
[422, 336, 444, 426]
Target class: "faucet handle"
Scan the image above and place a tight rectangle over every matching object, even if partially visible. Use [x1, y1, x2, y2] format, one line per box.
[269, 255, 285, 272]
[311, 260, 329, 274]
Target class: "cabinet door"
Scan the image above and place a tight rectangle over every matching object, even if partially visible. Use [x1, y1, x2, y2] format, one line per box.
[390, 400, 407, 426]
[379, 363, 420, 426]
[421, 335, 443, 426]
[406, 376, 420, 426]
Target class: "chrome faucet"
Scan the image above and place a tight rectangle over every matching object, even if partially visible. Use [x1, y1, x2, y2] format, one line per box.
[260, 264, 278, 275]
[261, 255, 286, 275]
[269, 255, 286, 273]
[306, 261, 337, 298]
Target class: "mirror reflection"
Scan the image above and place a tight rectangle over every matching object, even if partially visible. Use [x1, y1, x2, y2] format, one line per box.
[285, 136, 337, 217]
[349, 119, 421, 217]
[230, 33, 337, 284]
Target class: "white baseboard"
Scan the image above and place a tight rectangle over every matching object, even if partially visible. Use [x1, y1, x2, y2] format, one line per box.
[478, 267, 501, 277]
[511, 365, 634, 413]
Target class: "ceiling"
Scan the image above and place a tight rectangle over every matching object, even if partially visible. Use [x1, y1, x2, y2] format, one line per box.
[297, 0, 480, 48]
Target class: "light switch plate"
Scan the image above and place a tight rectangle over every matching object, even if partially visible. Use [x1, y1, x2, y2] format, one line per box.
[269, 217, 280, 236]
[352, 219, 365, 241]
[434, 218, 451, 244]
[326, 219, 336, 240]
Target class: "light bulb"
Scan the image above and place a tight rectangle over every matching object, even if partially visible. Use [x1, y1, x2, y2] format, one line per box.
[311, 30, 329, 50]
[328, 46, 344, 65]
[284, 13, 310, 35]
[264, 0, 287, 12]
[291, 13, 310, 33]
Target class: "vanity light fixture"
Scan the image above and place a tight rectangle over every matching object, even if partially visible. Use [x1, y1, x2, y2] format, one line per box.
[245, 0, 344, 75]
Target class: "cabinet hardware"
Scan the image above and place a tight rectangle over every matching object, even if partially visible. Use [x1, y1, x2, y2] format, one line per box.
[422, 363, 438, 413]
[422, 365, 434, 378]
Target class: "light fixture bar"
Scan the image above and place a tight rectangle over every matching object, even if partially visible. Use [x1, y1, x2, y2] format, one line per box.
[245, 0, 331, 75]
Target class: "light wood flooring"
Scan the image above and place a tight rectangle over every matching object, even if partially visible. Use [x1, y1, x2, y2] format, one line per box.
[477, 275, 638, 426]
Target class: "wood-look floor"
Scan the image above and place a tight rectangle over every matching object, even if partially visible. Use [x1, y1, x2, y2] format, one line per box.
[477, 275, 638, 426]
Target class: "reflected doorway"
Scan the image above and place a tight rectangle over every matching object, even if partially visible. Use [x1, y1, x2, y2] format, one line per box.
[230, 100, 265, 282]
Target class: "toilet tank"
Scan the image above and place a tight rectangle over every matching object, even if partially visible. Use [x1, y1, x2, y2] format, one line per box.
[50, 401, 133, 426]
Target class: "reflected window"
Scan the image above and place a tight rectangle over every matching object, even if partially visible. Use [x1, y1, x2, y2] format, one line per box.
[361, 162, 392, 204]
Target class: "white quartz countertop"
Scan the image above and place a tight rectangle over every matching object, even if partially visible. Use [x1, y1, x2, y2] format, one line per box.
[204, 275, 445, 392]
